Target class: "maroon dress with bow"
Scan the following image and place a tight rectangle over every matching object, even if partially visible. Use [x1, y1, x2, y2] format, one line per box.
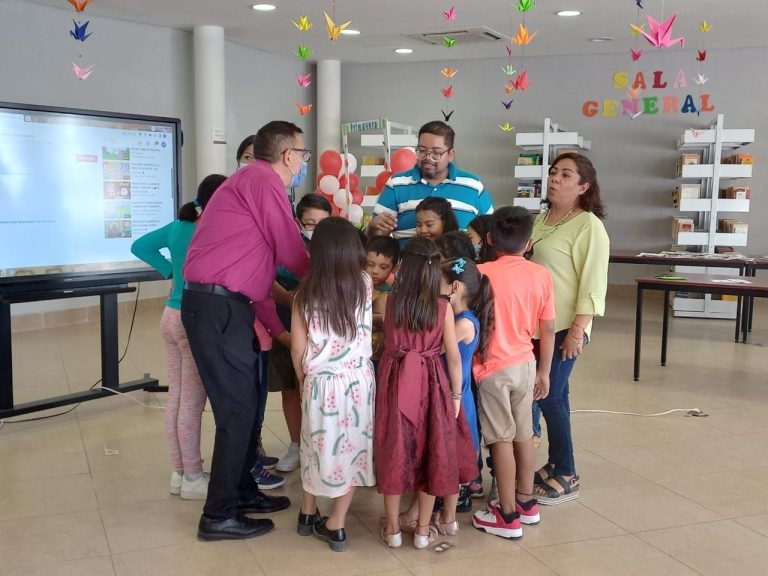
[374, 297, 478, 496]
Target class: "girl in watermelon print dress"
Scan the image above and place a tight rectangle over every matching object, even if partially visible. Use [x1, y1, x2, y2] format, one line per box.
[291, 217, 375, 552]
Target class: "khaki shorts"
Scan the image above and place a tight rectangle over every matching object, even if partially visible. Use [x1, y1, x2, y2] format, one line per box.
[477, 360, 536, 444]
[267, 341, 299, 392]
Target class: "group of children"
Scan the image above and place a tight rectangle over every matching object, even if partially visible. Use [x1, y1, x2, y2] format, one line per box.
[288, 193, 556, 551]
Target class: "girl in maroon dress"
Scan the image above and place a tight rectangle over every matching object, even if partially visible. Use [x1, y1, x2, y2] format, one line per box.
[375, 238, 477, 549]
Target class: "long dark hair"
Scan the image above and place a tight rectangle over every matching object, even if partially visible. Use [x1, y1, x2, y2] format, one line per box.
[415, 196, 459, 234]
[391, 237, 442, 332]
[178, 174, 227, 222]
[543, 152, 606, 220]
[468, 214, 497, 263]
[294, 217, 367, 341]
[441, 258, 495, 361]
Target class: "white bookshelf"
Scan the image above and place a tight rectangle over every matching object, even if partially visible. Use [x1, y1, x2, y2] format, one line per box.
[672, 114, 755, 318]
[513, 118, 591, 212]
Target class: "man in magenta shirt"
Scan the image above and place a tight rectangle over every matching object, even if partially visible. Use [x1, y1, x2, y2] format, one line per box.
[182, 121, 311, 541]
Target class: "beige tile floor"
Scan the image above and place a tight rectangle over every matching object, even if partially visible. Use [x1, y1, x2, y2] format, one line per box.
[2, 287, 768, 576]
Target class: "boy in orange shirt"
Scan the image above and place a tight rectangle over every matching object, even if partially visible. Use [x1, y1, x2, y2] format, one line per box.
[471, 206, 555, 539]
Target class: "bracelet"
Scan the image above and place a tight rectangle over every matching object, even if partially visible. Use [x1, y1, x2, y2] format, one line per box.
[451, 393, 462, 400]
[570, 321, 587, 332]
[567, 332, 584, 345]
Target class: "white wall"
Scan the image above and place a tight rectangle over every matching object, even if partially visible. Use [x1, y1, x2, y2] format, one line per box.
[1, 0, 314, 314]
[341, 49, 768, 283]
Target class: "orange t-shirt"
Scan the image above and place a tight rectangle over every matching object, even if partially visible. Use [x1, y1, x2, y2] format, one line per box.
[473, 255, 555, 381]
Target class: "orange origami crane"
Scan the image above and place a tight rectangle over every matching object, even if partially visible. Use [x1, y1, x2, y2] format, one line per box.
[67, 0, 92, 12]
[512, 23, 538, 46]
[296, 102, 313, 116]
[441, 67, 458, 78]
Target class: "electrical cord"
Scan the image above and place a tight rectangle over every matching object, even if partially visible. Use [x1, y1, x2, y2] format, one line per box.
[571, 408, 707, 417]
[0, 284, 145, 430]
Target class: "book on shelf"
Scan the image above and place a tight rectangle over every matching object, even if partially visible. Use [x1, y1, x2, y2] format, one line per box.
[718, 218, 748, 234]
[723, 153, 753, 165]
[719, 185, 750, 199]
[671, 217, 695, 235]
[517, 152, 542, 166]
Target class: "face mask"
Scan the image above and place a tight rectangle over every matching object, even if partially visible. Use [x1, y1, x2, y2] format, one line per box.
[301, 228, 313, 241]
[473, 244, 482, 257]
[289, 160, 308, 188]
[237, 162, 246, 170]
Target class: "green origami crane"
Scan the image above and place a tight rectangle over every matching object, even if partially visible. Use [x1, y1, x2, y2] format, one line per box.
[294, 44, 312, 59]
[443, 36, 456, 47]
[518, 0, 535, 13]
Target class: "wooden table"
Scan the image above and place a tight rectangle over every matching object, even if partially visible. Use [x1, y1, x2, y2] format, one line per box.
[633, 273, 768, 380]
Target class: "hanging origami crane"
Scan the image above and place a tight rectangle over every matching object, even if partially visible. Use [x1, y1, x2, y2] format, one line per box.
[512, 23, 538, 46]
[512, 70, 531, 91]
[292, 16, 313, 31]
[441, 86, 454, 98]
[503, 82, 515, 94]
[67, 0, 91, 12]
[294, 45, 312, 59]
[498, 122, 515, 132]
[629, 23, 645, 36]
[697, 50, 707, 62]
[441, 67, 458, 78]
[442, 6, 456, 20]
[296, 73, 311, 88]
[699, 21, 712, 33]
[324, 11, 351, 41]
[441, 109, 454, 122]
[631, 14, 685, 48]
[70, 20, 91, 41]
[635, 0, 643, 9]
[501, 64, 517, 76]
[295, 102, 313, 116]
[443, 36, 456, 47]
[501, 99, 514, 109]
[72, 62, 94, 80]
[693, 73, 709, 85]
[518, 0, 535, 12]
[630, 49, 642, 61]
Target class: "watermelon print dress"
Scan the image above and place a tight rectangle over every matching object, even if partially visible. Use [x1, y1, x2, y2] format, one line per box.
[299, 274, 376, 498]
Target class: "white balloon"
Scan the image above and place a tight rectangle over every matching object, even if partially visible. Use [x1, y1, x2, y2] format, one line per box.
[338, 153, 358, 177]
[318, 174, 340, 195]
[348, 204, 364, 224]
[333, 189, 350, 209]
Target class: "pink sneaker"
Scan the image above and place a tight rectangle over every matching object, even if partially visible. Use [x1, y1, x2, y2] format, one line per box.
[472, 505, 522, 539]
[515, 499, 540, 525]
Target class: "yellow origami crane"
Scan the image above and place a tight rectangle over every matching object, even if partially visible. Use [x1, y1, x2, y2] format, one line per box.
[324, 11, 351, 41]
[512, 23, 538, 46]
[498, 122, 515, 132]
[699, 20, 712, 33]
[629, 23, 645, 36]
[441, 67, 458, 78]
[292, 16, 313, 32]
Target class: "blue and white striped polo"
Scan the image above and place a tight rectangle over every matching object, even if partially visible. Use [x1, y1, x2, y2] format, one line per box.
[373, 163, 494, 244]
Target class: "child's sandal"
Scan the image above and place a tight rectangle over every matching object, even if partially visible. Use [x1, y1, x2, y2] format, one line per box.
[430, 510, 458, 536]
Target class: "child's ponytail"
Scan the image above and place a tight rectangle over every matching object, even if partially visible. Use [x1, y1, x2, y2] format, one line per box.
[475, 274, 495, 362]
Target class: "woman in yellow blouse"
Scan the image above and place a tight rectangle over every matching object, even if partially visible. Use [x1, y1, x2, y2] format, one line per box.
[529, 153, 609, 505]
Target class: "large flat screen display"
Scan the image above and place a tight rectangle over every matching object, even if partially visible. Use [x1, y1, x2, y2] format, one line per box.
[0, 102, 181, 294]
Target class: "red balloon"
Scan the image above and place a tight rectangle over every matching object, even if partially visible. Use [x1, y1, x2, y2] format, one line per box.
[338, 174, 347, 188]
[390, 148, 417, 174]
[351, 188, 364, 205]
[348, 172, 360, 190]
[331, 205, 342, 216]
[375, 170, 393, 192]
[319, 150, 342, 176]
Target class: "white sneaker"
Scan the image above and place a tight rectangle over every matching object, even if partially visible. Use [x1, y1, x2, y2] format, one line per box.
[170, 470, 182, 495]
[180, 472, 210, 500]
[276, 443, 300, 472]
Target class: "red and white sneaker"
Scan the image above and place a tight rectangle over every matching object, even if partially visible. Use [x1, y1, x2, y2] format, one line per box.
[515, 499, 540, 525]
[472, 505, 522, 539]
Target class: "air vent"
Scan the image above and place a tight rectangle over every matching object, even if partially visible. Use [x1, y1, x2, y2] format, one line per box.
[405, 26, 505, 45]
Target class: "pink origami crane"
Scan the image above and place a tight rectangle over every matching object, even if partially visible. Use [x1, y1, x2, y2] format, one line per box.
[513, 70, 531, 91]
[72, 62, 94, 80]
[631, 14, 685, 49]
[442, 6, 456, 21]
[296, 73, 311, 88]
[631, 49, 642, 61]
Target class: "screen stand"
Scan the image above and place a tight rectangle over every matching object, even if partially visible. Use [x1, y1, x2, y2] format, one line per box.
[0, 285, 165, 419]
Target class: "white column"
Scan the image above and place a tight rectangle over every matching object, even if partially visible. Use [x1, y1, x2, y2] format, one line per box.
[193, 25, 226, 183]
[316, 59, 342, 155]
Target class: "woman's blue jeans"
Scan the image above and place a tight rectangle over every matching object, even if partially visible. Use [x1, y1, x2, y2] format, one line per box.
[532, 329, 579, 477]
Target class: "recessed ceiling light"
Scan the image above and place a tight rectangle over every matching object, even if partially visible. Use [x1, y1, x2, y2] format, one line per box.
[394, 48, 413, 54]
[556, 10, 582, 17]
[589, 37, 613, 42]
[340, 29, 361, 35]
[251, 4, 276, 11]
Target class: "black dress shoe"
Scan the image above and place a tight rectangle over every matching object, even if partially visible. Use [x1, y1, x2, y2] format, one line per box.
[238, 490, 291, 514]
[313, 517, 347, 552]
[197, 514, 274, 541]
[297, 509, 322, 536]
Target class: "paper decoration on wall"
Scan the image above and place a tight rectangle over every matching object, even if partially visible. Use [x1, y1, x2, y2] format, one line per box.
[443, 36, 456, 47]
[296, 102, 313, 116]
[442, 6, 456, 20]
[699, 20, 711, 33]
[631, 49, 642, 61]
[292, 16, 312, 31]
[72, 62, 94, 80]
[294, 45, 312, 59]
[518, 0, 535, 12]
[67, 0, 92, 12]
[512, 23, 537, 46]
[441, 67, 457, 78]
[324, 11, 351, 41]
[442, 110, 454, 121]
[498, 122, 515, 132]
[296, 73, 311, 88]
[632, 14, 685, 49]
[70, 20, 91, 41]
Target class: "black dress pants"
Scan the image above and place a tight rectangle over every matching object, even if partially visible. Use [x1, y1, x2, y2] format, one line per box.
[181, 289, 262, 519]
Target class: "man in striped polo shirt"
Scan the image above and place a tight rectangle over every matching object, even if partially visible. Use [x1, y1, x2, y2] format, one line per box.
[368, 121, 494, 243]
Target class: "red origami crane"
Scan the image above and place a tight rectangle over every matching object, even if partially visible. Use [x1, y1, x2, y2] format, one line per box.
[441, 85, 454, 98]
[513, 70, 531, 91]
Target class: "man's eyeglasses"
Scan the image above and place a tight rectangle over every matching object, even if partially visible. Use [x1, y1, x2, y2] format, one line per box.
[415, 147, 451, 161]
[289, 148, 312, 162]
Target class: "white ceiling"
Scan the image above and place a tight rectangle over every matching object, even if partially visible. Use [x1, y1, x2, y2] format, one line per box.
[25, 0, 768, 63]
